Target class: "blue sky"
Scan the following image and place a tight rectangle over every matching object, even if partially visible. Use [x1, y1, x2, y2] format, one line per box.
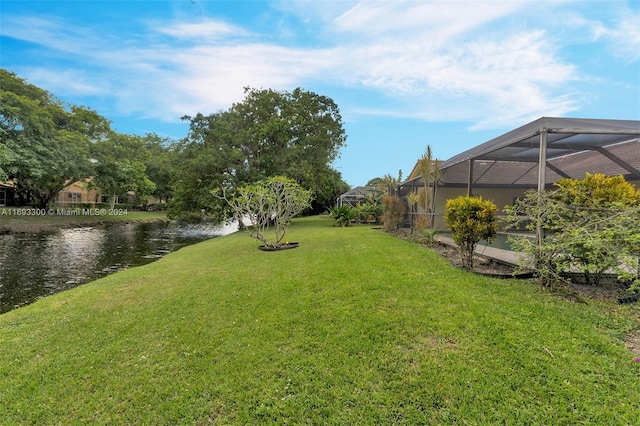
[1, 0, 639, 186]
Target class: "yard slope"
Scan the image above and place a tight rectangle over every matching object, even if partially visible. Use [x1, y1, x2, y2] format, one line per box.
[1, 216, 639, 424]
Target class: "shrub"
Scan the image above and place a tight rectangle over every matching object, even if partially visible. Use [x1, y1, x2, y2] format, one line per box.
[504, 190, 569, 288]
[329, 205, 357, 227]
[415, 214, 430, 232]
[445, 196, 497, 270]
[503, 174, 640, 289]
[382, 195, 405, 232]
[356, 202, 381, 224]
[554, 173, 639, 207]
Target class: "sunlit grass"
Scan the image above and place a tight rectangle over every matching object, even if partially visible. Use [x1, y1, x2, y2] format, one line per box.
[1, 216, 639, 424]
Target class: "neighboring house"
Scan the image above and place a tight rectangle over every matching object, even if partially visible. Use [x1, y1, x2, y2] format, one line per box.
[0, 178, 100, 208]
[2, 177, 144, 208]
[0, 182, 16, 207]
[397, 117, 640, 229]
[55, 179, 101, 207]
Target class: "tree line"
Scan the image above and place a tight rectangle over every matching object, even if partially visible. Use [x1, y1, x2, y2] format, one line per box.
[0, 70, 350, 218]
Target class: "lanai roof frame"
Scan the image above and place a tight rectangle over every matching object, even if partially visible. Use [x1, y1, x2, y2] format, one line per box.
[337, 186, 381, 207]
[397, 117, 640, 193]
[438, 117, 640, 194]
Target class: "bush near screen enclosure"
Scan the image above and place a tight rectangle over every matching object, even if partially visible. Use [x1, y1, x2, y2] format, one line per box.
[329, 205, 357, 227]
[382, 195, 405, 232]
[503, 173, 640, 290]
[357, 202, 382, 225]
[444, 196, 498, 270]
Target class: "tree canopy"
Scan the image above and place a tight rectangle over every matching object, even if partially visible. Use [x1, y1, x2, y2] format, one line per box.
[169, 87, 348, 221]
[144, 133, 175, 205]
[1, 69, 111, 207]
[90, 133, 156, 208]
[1, 69, 175, 209]
[2, 71, 346, 214]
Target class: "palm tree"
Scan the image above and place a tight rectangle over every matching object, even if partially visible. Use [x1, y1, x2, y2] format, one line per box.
[406, 192, 419, 235]
[417, 145, 441, 228]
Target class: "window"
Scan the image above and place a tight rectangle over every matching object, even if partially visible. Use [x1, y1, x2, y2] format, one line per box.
[67, 192, 81, 203]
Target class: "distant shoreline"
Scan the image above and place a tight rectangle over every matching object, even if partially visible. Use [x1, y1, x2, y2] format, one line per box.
[0, 209, 169, 234]
[0, 218, 169, 234]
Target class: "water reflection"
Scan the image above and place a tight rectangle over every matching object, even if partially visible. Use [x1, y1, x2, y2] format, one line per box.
[0, 221, 236, 314]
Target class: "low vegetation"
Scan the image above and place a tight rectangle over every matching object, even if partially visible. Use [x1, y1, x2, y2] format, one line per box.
[1, 216, 639, 424]
[382, 194, 405, 232]
[504, 173, 640, 290]
[328, 204, 357, 227]
[445, 195, 498, 270]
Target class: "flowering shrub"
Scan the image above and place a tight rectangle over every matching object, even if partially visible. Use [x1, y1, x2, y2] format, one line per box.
[445, 196, 497, 270]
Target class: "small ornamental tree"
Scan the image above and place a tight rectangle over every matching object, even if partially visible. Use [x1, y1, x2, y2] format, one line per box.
[504, 173, 640, 289]
[406, 192, 420, 235]
[445, 196, 498, 270]
[224, 176, 313, 249]
[503, 189, 574, 288]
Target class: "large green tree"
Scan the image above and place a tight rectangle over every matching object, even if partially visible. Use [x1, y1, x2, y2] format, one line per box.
[143, 133, 176, 205]
[0, 69, 110, 208]
[90, 132, 155, 209]
[169, 87, 348, 221]
[169, 110, 244, 220]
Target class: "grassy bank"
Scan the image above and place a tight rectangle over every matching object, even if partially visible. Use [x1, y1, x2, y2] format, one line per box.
[1, 216, 639, 424]
[0, 208, 167, 232]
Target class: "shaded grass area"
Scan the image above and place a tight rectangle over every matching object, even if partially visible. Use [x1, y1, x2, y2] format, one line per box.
[1, 216, 639, 424]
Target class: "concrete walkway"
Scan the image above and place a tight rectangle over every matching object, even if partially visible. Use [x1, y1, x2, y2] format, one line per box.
[436, 235, 529, 267]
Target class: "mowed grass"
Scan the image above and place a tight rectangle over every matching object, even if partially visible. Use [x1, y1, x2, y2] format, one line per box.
[1, 216, 639, 424]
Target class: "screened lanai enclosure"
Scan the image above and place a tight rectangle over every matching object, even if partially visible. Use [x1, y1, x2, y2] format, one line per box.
[398, 117, 640, 230]
[337, 186, 382, 207]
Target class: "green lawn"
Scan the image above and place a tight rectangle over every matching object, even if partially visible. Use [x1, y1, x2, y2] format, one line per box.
[1, 216, 639, 424]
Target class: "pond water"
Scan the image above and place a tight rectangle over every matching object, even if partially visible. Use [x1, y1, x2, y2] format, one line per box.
[0, 221, 237, 314]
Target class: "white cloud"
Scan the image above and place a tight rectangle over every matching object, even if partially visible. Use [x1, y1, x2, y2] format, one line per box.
[552, 5, 640, 63]
[328, 10, 579, 127]
[334, 0, 524, 40]
[153, 19, 249, 41]
[2, 1, 589, 129]
[602, 12, 640, 62]
[0, 15, 97, 55]
[22, 68, 109, 97]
